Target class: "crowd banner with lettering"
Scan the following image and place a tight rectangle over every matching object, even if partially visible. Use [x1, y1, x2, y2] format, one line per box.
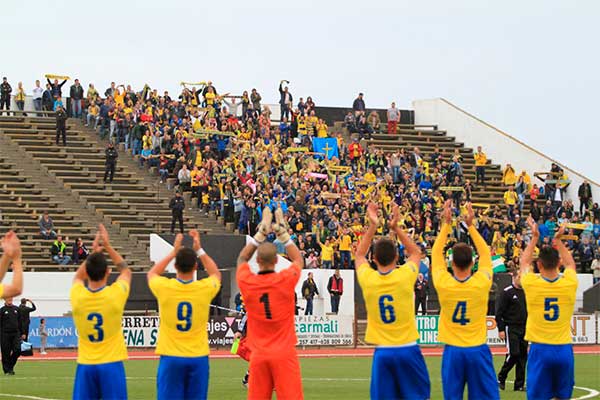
[295, 315, 354, 346]
[416, 315, 597, 345]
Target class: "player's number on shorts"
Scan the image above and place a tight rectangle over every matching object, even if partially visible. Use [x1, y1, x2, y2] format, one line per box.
[451, 301, 470, 325]
[177, 302, 193, 332]
[259, 293, 273, 319]
[544, 297, 559, 321]
[378, 295, 396, 324]
[87, 313, 104, 342]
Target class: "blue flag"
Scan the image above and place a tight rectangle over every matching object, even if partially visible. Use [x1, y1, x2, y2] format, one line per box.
[312, 138, 339, 160]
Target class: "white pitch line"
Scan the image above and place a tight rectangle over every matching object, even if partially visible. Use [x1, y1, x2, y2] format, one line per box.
[505, 380, 599, 400]
[0, 394, 60, 400]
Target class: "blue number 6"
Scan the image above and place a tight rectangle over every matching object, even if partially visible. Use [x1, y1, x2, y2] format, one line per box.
[177, 302, 193, 332]
[544, 298, 559, 321]
[378, 295, 396, 324]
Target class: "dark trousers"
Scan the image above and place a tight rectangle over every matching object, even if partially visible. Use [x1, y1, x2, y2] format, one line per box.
[498, 325, 527, 389]
[415, 296, 427, 315]
[304, 297, 313, 315]
[0, 97, 10, 114]
[171, 213, 184, 233]
[104, 162, 116, 182]
[330, 294, 341, 314]
[1, 332, 21, 373]
[56, 126, 66, 145]
[580, 198, 590, 215]
[476, 166, 486, 184]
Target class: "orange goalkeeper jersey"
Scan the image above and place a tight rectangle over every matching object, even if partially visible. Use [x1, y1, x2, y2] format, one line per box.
[237, 263, 301, 356]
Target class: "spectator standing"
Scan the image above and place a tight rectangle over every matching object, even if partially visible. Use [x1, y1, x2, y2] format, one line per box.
[51, 236, 71, 265]
[0, 298, 23, 375]
[42, 83, 53, 114]
[47, 77, 67, 99]
[591, 255, 600, 284]
[39, 211, 57, 239]
[32, 80, 44, 114]
[250, 88, 261, 115]
[352, 93, 365, 117]
[578, 180, 592, 215]
[338, 229, 353, 269]
[495, 271, 528, 391]
[387, 102, 400, 134]
[104, 142, 118, 183]
[504, 187, 518, 219]
[14, 82, 26, 113]
[278, 80, 292, 120]
[69, 79, 84, 118]
[301, 272, 319, 315]
[18, 298, 36, 341]
[327, 270, 343, 314]
[55, 105, 68, 146]
[414, 273, 428, 315]
[169, 191, 185, 234]
[474, 146, 487, 185]
[39, 319, 48, 355]
[0, 77, 12, 115]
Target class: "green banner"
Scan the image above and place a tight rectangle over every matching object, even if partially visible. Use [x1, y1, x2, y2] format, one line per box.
[416, 315, 440, 344]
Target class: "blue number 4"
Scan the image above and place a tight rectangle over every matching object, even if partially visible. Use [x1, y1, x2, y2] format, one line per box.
[452, 301, 470, 325]
[87, 313, 104, 342]
[378, 295, 396, 324]
[177, 302, 193, 332]
[544, 298, 559, 321]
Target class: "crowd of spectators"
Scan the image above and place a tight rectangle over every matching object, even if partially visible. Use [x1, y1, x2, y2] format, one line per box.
[3, 75, 599, 273]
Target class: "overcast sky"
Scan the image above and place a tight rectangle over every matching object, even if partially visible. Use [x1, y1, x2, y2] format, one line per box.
[3, 0, 598, 182]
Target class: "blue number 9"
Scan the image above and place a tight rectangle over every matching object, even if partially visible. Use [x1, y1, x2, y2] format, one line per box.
[177, 302, 193, 332]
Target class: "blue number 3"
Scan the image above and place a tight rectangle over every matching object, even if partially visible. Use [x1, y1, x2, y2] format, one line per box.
[87, 313, 104, 342]
[177, 302, 193, 332]
[452, 301, 470, 325]
[544, 298, 559, 321]
[378, 295, 396, 324]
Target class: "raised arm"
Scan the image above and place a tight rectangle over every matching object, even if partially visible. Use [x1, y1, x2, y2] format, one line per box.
[432, 200, 452, 277]
[272, 207, 304, 268]
[237, 208, 273, 267]
[464, 202, 492, 276]
[389, 203, 421, 266]
[148, 233, 183, 281]
[190, 230, 221, 281]
[1, 231, 23, 298]
[554, 225, 576, 271]
[520, 216, 540, 274]
[99, 224, 131, 285]
[355, 203, 379, 268]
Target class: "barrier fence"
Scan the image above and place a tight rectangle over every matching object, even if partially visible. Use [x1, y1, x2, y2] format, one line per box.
[27, 314, 598, 349]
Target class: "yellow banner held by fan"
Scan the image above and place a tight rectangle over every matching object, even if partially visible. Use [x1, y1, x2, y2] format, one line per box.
[440, 186, 464, 192]
[563, 223, 587, 230]
[45, 74, 70, 80]
[328, 166, 351, 173]
[285, 147, 309, 153]
[181, 81, 206, 86]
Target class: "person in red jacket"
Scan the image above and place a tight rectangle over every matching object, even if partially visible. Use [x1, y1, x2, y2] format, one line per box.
[327, 269, 344, 314]
[348, 138, 363, 169]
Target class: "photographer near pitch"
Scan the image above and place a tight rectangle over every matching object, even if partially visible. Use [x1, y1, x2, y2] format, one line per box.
[495, 270, 528, 391]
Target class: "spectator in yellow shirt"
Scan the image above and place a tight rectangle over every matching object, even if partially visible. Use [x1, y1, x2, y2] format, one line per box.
[502, 163, 516, 186]
[504, 186, 519, 218]
[474, 146, 487, 185]
[319, 236, 335, 269]
[338, 229, 353, 269]
[364, 168, 376, 183]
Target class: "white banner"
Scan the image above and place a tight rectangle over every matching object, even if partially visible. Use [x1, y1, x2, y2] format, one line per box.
[123, 314, 355, 348]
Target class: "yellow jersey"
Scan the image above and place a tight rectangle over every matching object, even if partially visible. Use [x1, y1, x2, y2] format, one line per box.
[357, 262, 419, 345]
[149, 276, 221, 357]
[205, 92, 216, 105]
[70, 280, 130, 364]
[339, 235, 352, 251]
[474, 152, 487, 166]
[320, 244, 334, 261]
[432, 224, 492, 347]
[521, 268, 577, 344]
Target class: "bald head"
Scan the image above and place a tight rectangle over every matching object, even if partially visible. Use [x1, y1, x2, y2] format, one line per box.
[256, 243, 277, 271]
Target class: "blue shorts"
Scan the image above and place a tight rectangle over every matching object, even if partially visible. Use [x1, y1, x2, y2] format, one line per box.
[527, 343, 574, 400]
[441, 344, 499, 400]
[157, 355, 209, 400]
[73, 361, 127, 400]
[370, 345, 431, 400]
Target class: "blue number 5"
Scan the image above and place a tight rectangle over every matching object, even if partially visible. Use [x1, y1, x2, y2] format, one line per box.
[452, 301, 470, 325]
[87, 313, 104, 342]
[544, 298, 559, 321]
[378, 295, 396, 324]
[177, 302, 193, 332]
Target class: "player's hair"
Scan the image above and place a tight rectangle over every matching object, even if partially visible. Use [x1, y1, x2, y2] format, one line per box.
[257, 243, 277, 269]
[85, 253, 109, 282]
[373, 238, 397, 266]
[175, 248, 198, 273]
[452, 243, 473, 270]
[537, 245, 560, 270]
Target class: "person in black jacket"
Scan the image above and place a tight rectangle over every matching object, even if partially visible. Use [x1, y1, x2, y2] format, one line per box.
[47, 77, 67, 99]
[169, 191, 185, 233]
[278, 80, 292, 120]
[42, 83, 54, 115]
[0, 298, 23, 375]
[414, 273, 428, 315]
[55, 105, 68, 146]
[301, 272, 319, 315]
[104, 142, 118, 183]
[18, 299, 36, 341]
[69, 79, 84, 118]
[495, 271, 528, 391]
[0, 77, 12, 115]
[578, 180, 593, 215]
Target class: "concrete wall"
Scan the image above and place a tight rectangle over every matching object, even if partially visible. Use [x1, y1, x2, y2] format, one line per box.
[413, 98, 600, 205]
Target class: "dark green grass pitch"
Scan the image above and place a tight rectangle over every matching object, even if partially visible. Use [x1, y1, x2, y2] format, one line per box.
[0, 355, 598, 399]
